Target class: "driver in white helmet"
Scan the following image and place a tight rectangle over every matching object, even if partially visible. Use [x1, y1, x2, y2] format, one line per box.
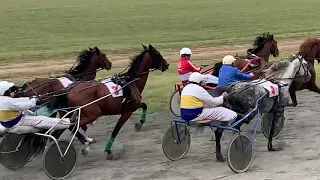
[0, 81, 71, 135]
[218, 55, 254, 89]
[178, 47, 219, 86]
[180, 72, 238, 125]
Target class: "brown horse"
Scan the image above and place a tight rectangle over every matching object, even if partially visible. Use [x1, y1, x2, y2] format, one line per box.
[212, 33, 279, 77]
[289, 38, 320, 106]
[11, 46, 112, 97]
[5, 46, 112, 143]
[49, 44, 169, 160]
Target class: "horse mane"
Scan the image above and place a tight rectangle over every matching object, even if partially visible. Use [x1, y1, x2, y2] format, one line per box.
[68, 47, 98, 76]
[262, 60, 291, 78]
[298, 38, 320, 57]
[248, 32, 274, 54]
[123, 49, 148, 77]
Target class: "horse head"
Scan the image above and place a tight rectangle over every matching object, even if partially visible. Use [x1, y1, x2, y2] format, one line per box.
[68, 47, 112, 81]
[148, 44, 169, 72]
[91, 46, 112, 70]
[299, 38, 320, 64]
[249, 32, 279, 60]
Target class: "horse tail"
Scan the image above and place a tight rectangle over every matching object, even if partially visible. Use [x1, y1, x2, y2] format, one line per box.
[212, 62, 223, 77]
[47, 87, 69, 113]
[47, 94, 68, 111]
[24, 133, 48, 157]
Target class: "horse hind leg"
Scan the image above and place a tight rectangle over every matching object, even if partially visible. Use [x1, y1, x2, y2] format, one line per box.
[79, 125, 96, 144]
[68, 110, 96, 145]
[134, 102, 147, 132]
[70, 116, 98, 156]
[214, 128, 225, 162]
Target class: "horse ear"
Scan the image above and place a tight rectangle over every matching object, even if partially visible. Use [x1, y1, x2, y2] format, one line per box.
[89, 47, 93, 51]
[93, 46, 100, 53]
[148, 44, 154, 49]
[142, 44, 148, 50]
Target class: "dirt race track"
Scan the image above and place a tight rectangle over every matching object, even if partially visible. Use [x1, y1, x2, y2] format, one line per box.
[1, 90, 320, 180]
[0, 37, 307, 80]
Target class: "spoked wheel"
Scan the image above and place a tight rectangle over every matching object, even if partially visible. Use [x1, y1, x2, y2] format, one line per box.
[0, 133, 33, 170]
[169, 90, 181, 117]
[162, 123, 190, 161]
[261, 113, 284, 139]
[227, 134, 253, 173]
[43, 140, 77, 180]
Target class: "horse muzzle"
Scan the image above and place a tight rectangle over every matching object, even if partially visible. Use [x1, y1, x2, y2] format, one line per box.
[294, 72, 311, 83]
[161, 63, 169, 72]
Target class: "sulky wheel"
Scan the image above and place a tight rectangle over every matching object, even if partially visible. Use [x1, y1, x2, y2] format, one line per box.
[261, 113, 284, 139]
[227, 134, 253, 173]
[169, 90, 181, 117]
[0, 133, 33, 170]
[43, 139, 77, 180]
[162, 123, 190, 161]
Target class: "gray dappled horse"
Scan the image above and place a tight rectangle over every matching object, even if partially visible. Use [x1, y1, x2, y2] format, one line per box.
[212, 54, 310, 161]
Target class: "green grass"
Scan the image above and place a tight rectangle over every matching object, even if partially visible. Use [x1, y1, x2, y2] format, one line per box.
[2, 0, 320, 60]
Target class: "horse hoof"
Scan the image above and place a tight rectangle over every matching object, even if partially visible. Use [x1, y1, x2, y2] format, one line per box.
[106, 153, 119, 160]
[81, 149, 89, 156]
[287, 103, 297, 107]
[88, 139, 97, 145]
[134, 123, 143, 132]
[216, 154, 226, 162]
[268, 143, 283, 151]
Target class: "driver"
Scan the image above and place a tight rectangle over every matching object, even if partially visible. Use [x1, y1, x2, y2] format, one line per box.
[180, 72, 239, 125]
[218, 55, 254, 89]
[0, 81, 71, 135]
[178, 47, 218, 86]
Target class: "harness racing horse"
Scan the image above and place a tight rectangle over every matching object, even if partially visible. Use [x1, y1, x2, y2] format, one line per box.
[8, 46, 111, 97]
[48, 44, 169, 159]
[4, 47, 112, 143]
[218, 55, 310, 158]
[289, 38, 320, 106]
[212, 32, 279, 77]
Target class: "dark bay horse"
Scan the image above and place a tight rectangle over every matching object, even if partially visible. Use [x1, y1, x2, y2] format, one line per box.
[11, 47, 112, 97]
[289, 38, 320, 106]
[49, 44, 169, 160]
[5, 46, 112, 143]
[212, 33, 279, 77]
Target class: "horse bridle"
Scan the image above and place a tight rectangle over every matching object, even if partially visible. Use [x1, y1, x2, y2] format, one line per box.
[250, 38, 278, 58]
[295, 55, 309, 78]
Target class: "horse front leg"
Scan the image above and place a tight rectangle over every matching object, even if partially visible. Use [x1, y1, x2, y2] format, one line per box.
[267, 108, 283, 151]
[307, 81, 320, 94]
[267, 112, 276, 151]
[214, 128, 225, 162]
[134, 102, 147, 132]
[288, 85, 298, 107]
[105, 112, 133, 160]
